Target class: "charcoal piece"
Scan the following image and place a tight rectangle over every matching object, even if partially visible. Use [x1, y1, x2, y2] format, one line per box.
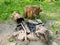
[27, 22, 36, 32]
[16, 18, 24, 24]
[15, 18, 24, 31]
[15, 23, 23, 31]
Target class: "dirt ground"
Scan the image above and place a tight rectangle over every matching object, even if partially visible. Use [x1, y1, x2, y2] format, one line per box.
[0, 20, 60, 45]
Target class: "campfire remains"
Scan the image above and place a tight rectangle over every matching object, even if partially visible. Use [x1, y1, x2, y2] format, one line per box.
[10, 11, 55, 45]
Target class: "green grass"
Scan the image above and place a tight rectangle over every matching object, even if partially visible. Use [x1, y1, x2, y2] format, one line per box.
[0, 0, 60, 21]
[0, 0, 60, 33]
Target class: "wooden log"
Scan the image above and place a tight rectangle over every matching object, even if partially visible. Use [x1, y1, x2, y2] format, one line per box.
[20, 21, 30, 41]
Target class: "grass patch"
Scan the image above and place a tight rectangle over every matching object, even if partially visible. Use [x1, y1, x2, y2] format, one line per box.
[0, 0, 60, 34]
[0, 0, 60, 22]
[51, 21, 60, 31]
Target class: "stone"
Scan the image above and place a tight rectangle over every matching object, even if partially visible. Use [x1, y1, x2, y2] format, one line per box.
[36, 25, 53, 36]
[35, 25, 47, 34]
[27, 20, 39, 24]
[27, 33, 39, 41]
[36, 19, 42, 24]
[12, 30, 24, 36]
[35, 25, 53, 43]
[11, 11, 22, 21]
[12, 30, 26, 41]
[17, 33, 25, 41]
[17, 30, 25, 41]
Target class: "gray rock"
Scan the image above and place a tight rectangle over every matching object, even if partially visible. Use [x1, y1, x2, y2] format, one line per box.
[27, 33, 39, 41]
[17, 30, 25, 41]
[35, 25, 53, 36]
[12, 30, 26, 41]
[36, 19, 42, 24]
[17, 32, 25, 41]
[35, 25, 47, 34]
[27, 20, 39, 24]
